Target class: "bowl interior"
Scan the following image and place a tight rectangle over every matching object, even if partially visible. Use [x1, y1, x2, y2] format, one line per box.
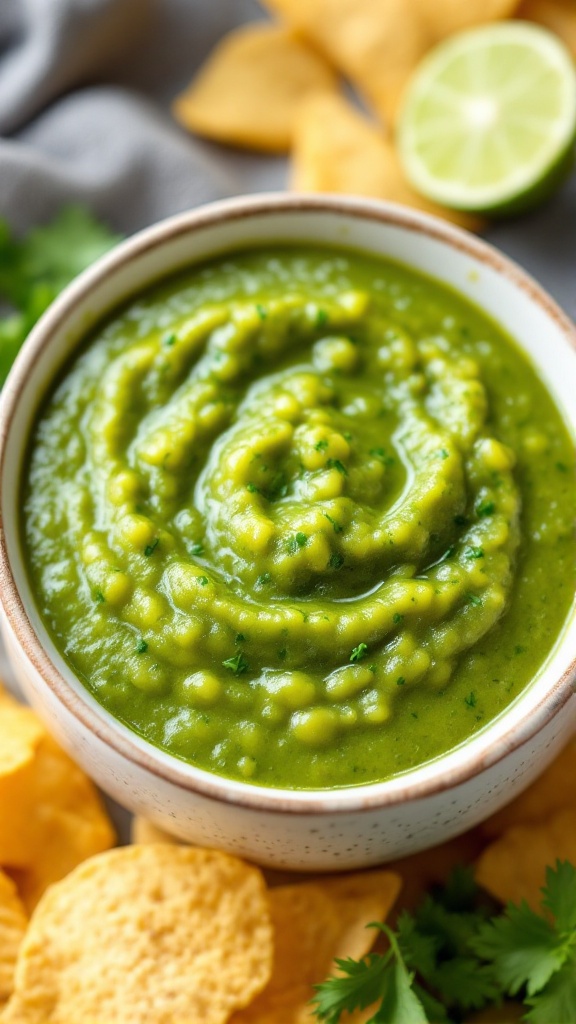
[2, 195, 575, 809]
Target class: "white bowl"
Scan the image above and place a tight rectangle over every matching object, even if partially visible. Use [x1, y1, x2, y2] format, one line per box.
[0, 194, 575, 870]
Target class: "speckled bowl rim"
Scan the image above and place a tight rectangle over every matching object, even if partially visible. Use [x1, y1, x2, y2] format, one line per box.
[0, 192, 575, 816]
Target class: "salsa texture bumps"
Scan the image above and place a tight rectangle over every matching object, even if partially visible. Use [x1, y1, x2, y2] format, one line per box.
[22, 246, 576, 788]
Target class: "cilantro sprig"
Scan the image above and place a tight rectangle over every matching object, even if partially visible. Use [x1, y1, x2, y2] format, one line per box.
[313, 862, 576, 1024]
[0, 206, 120, 385]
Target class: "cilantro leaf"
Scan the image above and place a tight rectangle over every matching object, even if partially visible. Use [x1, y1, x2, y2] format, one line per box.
[0, 206, 119, 385]
[18, 206, 121, 287]
[312, 954, 390, 1022]
[472, 902, 562, 997]
[370, 927, 428, 1024]
[429, 957, 500, 1011]
[524, 956, 576, 1023]
[542, 860, 576, 933]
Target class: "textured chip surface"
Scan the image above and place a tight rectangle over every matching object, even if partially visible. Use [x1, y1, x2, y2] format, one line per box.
[230, 868, 400, 1023]
[475, 808, 576, 910]
[262, 0, 430, 121]
[291, 92, 481, 230]
[0, 869, 27, 1008]
[173, 22, 337, 152]
[131, 816, 183, 845]
[0, 733, 116, 908]
[3, 844, 273, 1024]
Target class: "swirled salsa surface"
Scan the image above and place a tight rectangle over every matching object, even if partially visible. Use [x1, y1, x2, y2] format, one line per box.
[23, 248, 576, 788]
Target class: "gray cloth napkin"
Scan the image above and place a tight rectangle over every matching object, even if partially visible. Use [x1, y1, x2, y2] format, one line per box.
[0, 0, 573, 313]
[0, 0, 284, 233]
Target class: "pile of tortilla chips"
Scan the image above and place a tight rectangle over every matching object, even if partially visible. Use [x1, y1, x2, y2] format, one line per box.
[172, 0, 576, 227]
[1, 677, 576, 1022]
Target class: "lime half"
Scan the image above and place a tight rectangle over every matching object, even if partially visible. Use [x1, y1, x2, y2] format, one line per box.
[397, 22, 576, 215]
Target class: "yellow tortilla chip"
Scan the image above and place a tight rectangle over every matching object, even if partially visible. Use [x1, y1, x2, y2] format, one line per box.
[0, 733, 116, 909]
[517, 0, 576, 55]
[475, 808, 576, 910]
[173, 22, 338, 152]
[263, 0, 431, 123]
[0, 869, 27, 1008]
[0, 699, 45, 780]
[3, 845, 273, 1024]
[230, 868, 400, 1023]
[482, 738, 576, 837]
[413, 0, 522, 39]
[291, 92, 482, 231]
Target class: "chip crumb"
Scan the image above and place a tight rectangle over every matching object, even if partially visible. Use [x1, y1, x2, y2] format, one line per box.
[3, 845, 273, 1024]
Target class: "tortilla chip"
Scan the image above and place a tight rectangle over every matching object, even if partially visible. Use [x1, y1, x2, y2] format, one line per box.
[0, 869, 27, 1008]
[291, 92, 482, 231]
[475, 808, 576, 910]
[173, 22, 338, 152]
[3, 845, 273, 1024]
[481, 738, 576, 837]
[230, 868, 400, 1023]
[0, 699, 45, 780]
[517, 0, 576, 55]
[262, 0, 431, 123]
[0, 734, 116, 909]
[413, 0, 522, 39]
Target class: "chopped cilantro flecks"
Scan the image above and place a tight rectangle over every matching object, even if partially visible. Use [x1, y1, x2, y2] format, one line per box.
[393, 612, 404, 625]
[327, 458, 348, 476]
[328, 552, 344, 569]
[323, 512, 343, 534]
[287, 532, 308, 554]
[144, 538, 159, 557]
[396, 676, 406, 686]
[476, 500, 495, 517]
[467, 593, 483, 607]
[162, 331, 176, 347]
[190, 541, 204, 556]
[198, 576, 209, 586]
[350, 643, 368, 663]
[465, 546, 484, 559]
[256, 572, 271, 586]
[222, 652, 249, 676]
[370, 447, 395, 466]
[235, 633, 246, 644]
[255, 303, 267, 320]
[464, 691, 477, 707]
[315, 439, 329, 452]
[136, 638, 148, 654]
[94, 589, 105, 604]
[316, 308, 329, 327]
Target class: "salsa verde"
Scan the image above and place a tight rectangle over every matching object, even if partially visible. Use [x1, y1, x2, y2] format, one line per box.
[23, 247, 576, 788]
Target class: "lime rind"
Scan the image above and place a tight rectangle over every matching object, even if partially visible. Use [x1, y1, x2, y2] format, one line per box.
[397, 22, 576, 215]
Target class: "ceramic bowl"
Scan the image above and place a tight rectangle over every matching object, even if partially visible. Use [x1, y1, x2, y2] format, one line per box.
[1, 194, 575, 870]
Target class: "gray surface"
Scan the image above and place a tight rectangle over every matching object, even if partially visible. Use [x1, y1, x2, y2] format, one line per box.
[0, 0, 574, 842]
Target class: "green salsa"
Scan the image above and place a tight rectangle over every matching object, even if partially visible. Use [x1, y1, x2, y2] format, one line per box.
[22, 247, 576, 789]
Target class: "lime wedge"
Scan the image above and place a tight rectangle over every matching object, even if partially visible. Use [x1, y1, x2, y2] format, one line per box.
[397, 22, 576, 215]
